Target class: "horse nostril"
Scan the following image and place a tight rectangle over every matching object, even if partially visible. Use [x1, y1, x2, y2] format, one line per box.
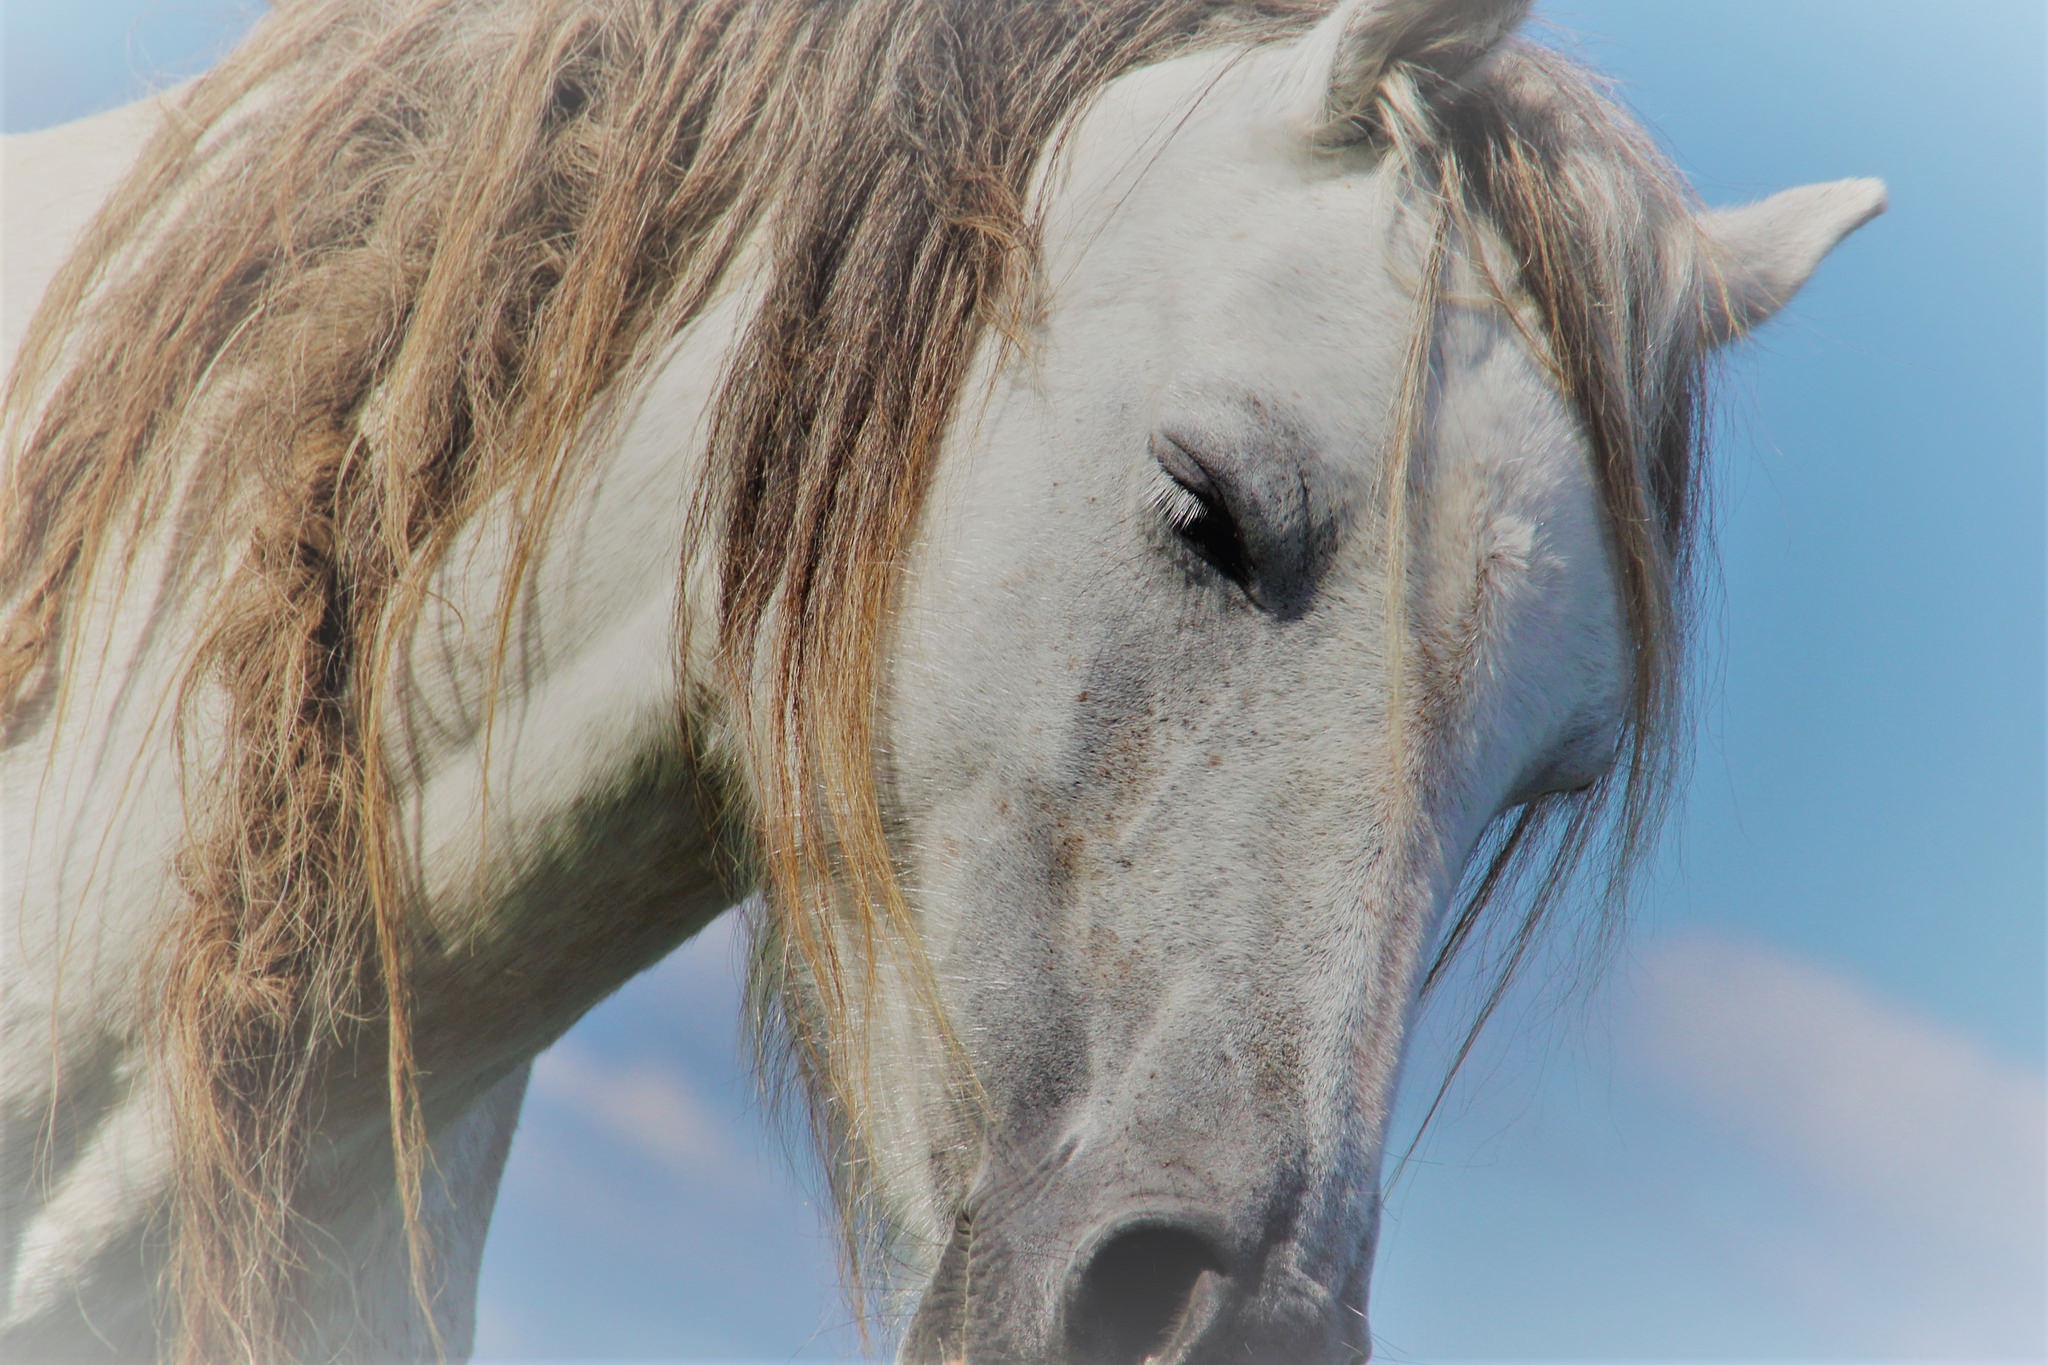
[1064, 1223, 1228, 1365]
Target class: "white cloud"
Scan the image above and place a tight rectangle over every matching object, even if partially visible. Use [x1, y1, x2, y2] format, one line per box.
[1620, 931, 2046, 1356]
[527, 1038, 768, 1195]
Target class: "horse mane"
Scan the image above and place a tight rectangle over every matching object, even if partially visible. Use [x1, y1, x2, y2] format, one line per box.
[1386, 42, 1714, 1138]
[0, 0, 1709, 1357]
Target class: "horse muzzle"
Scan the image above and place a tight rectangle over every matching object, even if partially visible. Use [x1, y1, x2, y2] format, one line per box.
[898, 1143, 1375, 1364]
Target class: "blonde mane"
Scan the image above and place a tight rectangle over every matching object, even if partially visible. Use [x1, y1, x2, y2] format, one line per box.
[0, 1, 1710, 1358]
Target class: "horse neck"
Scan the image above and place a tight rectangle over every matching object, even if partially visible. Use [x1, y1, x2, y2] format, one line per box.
[385, 269, 761, 1098]
[0, 108, 758, 1356]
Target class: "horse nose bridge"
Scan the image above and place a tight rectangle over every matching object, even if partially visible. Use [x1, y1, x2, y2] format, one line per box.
[1105, 947, 1364, 1127]
[1029, 938, 1390, 1217]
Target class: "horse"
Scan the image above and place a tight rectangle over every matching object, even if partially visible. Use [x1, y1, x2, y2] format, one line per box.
[0, 0, 1882, 1359]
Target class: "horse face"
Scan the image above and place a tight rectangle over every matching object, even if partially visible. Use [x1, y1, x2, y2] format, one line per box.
[868, 6, 1881, 1360]
[877, 42, 1620, 1363]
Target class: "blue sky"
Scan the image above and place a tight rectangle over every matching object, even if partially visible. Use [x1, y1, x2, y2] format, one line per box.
[5, 2, 2042, 1360]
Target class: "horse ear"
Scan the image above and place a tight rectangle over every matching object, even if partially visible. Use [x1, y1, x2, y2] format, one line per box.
[1697, 178, 1888, 343]
[1288, 0, 1532, 143]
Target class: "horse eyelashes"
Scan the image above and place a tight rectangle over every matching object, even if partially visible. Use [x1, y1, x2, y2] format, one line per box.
[1153, 477, 1209, 535]
[1152, 469, 1252, 592]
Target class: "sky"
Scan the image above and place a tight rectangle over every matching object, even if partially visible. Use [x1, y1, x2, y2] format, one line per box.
[4, 2, 2043, 1361]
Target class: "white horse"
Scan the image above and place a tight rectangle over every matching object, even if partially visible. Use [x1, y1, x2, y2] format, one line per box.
[1, 0, 1880, 1360]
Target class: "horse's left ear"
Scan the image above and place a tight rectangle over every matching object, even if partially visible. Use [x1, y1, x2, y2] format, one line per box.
[1287, 0, 1532, 143]
[1696, 178, 1888, 343]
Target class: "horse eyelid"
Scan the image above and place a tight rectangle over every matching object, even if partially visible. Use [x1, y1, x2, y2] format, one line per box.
[1148, 441, 1252, 591]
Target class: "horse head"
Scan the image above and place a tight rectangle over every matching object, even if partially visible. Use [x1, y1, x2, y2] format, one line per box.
[757, 3, 1884, 1359]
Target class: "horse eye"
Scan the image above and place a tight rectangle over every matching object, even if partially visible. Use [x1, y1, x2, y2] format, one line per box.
[1151, 458, 1251, 591]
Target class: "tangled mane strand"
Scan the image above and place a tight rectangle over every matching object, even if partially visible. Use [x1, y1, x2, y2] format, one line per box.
[4, 3, 826, 1355]
[0, 0, 1331, 1355]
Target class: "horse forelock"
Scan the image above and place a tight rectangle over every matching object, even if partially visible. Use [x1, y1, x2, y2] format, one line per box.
[0, 0, 1711, 1354]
